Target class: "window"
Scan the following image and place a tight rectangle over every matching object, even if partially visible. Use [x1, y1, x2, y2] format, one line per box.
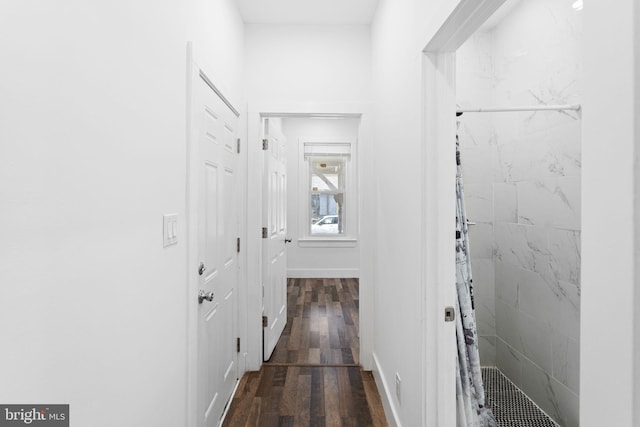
[301, 141, 356, 244]
[310, 157, 346, 235]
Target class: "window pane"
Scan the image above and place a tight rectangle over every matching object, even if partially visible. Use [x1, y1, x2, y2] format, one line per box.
[309, 157, 346, 235]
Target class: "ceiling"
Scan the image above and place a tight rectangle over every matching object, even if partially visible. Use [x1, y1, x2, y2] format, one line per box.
[234, 0, 379, 25]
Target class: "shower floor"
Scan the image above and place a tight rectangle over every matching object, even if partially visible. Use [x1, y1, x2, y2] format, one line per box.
[482, 367, 559, 427]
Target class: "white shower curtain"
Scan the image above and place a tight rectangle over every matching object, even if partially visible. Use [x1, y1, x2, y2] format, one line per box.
[455, 125, 498, 427]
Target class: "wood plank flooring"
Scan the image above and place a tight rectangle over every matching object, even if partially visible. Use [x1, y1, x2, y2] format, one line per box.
[222, 278, 387, 427]
[267, 278, 360, 366]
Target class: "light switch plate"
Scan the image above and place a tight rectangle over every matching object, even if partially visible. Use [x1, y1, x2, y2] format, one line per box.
[163, 214, 178, 247]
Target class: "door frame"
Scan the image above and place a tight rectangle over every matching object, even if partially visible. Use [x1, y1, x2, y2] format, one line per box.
[420, 1, 506, 425]
[186, 43, 243, 427]
[245, 102, 373, 372]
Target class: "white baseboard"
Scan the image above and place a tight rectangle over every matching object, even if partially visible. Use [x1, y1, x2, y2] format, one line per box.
[372, 352, 402, 427]
[287, 268, 359, 278]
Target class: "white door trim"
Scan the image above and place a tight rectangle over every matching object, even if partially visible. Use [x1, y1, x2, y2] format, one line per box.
[420, 1, 506, 426]
[246, 102, 373, 372]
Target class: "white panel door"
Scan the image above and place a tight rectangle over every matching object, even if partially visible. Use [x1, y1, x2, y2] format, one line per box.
[195, 75, 238, 427]
[262, 118, 288, 361]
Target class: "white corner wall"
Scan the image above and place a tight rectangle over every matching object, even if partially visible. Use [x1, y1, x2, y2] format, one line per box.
[0, 1, 244, 426]
[282, 117, 361, 278]
[370, 0, 438, 425]
[581, 1, 640, 426]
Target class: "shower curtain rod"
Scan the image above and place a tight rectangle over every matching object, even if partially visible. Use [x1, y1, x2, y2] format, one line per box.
[456, 103, 581, 114]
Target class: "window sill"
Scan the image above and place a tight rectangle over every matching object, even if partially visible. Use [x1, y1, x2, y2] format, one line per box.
[297, 237, 358, 248]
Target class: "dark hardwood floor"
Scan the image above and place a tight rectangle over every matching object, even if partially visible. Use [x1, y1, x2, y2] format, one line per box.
[267, 278, 360, 366]
[222, 278, 387, 427]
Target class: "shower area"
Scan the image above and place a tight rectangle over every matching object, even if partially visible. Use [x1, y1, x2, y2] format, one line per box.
[456, 1, 581, 426]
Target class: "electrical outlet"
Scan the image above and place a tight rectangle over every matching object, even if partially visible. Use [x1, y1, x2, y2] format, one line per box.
[395, 372, 402, 404]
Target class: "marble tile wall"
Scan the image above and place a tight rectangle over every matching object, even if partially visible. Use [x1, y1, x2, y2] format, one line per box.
[457, 1, 582, 426]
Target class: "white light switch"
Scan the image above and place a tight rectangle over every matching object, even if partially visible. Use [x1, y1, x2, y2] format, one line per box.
[163, 214, 178, 247]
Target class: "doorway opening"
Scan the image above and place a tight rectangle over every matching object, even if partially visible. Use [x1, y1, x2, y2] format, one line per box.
[224, 108, 383, 425]
[455, 0, 581, 425]
[423, 0, 581, 426]
[245, 107, 371, 378]
[260, 114, 362, 362]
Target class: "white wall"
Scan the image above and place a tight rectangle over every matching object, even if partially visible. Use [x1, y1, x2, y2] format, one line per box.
[244, 24, 371, 104]
[0, 1, 244, 426]
[582, 1, 640, 426]
[370, 1, 433, 424]
[281, 117, 361, 278]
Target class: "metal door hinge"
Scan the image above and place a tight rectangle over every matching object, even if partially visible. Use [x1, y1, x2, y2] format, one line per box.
[262, 227, 268, 239]
[444, 306, 455, 322]
[262, 316, 268, 327]
[237, 237, 240, 253]
[262, 139, 269, 150]
[237, 138, 241, 154]
[236, 337, 241, 353]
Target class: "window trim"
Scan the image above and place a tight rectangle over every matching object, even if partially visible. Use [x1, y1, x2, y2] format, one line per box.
[298, 137, 358, 245]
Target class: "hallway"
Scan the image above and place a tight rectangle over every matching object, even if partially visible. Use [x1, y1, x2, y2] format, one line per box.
[222, 278, 387, 426]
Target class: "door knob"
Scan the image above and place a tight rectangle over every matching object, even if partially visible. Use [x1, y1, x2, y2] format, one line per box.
[198, 262, 206, 276]
[198, 290, 214, 304]
[285, 238, 292, 243]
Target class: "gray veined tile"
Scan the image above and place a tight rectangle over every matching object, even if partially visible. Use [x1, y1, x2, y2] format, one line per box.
[476, 296, 496, 336]
[495, 261, 521, 309]
[496, 300, 523, 353]
[547, 229, 581, 286]
[517, 311, 553, 374]
[547, 280, 580, 339]
[460, 146, 494, 186]
[521, 358, 579, 427]
[496, 338, 523, 388]
[468, 223, 494, 260]
[517, 267, 566, 327]
[494, 143, 517, 183]
[494, 183, 517, 223]
[516, 177, 581, 231]
[520, 358, 562, 422]
[551, 330, 580, 394]
[521, 121, 581, 179]
[507, 128, 580, 182]
[457, 116, 494, 149]
[479, 335, 497, 367]
[494, 223, 550, 276]
[471, 258, 495, 299]
[464, 182, 494, 223]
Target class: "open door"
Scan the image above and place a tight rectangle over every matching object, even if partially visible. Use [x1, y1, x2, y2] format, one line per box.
[262, 118, 288, 361]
